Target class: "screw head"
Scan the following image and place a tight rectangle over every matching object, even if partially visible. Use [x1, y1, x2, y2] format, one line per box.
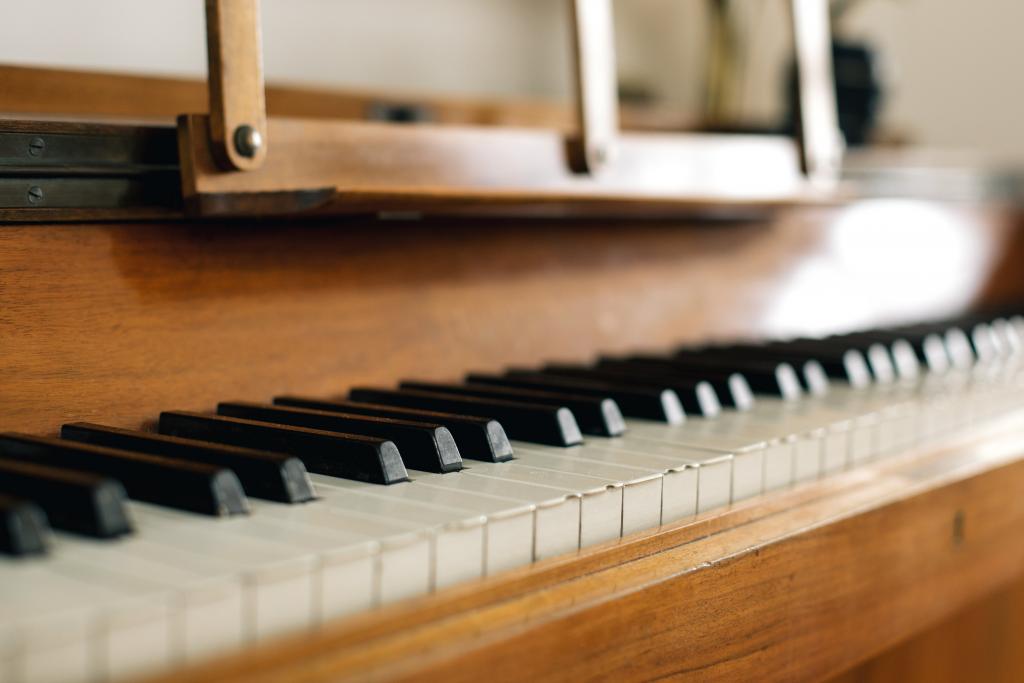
[233, 125, 263, 158]
[26, 186, 44, 205]
[28, 137, 45, 158]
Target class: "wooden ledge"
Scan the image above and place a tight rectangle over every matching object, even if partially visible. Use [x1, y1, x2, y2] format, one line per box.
[177, 114, 813, 219]
[142, 415, 1024, 682]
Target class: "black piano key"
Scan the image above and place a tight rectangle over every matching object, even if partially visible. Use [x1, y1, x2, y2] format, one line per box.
[585, 359, 751, 411]
[806, 335, 900, 383]
[348, 387, 583, 447]
[0, 495, 50, 556]
[159, 411, 408, 485]
[468, 370, 685, 424]
[805, 333, 921, 380]
[399, 381, 624, 437]
[664, 353, 804, 399]
[217, 402, 462, 474]
[0, 458, 131, 538]
[60, 423, 315, 504]
[606, 354, 798, 400]
[0, 434, 248, 517]
[274, 396, 514, 462]
[680, 346, 831, 395]
[744, 342, 873, 387]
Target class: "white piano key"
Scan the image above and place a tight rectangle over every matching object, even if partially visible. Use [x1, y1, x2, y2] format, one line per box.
[458, 462, 622, 552]
[762, 439, 795, 492]
[129, 505, 323, 642]
[0, 561, 115, 683]
[510, 446, 662, 536]
[412, 469, 582, 561]
[314, 470, 535, 576]
[48, 533, 245, 667]
[511, 440, 700, 524]
[32, 559, 175, 683]
[595, 432, 762, 505]
[307, 476, 486, 591]
[792, 434, 822, 483]
[622, 420, 767, 499]
[241, 498, 425, 610]
[821, 421, 850, 474]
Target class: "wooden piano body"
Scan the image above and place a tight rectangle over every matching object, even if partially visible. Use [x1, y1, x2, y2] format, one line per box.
[3, 10, 1024, 679]
[4, 164, 1024, 681]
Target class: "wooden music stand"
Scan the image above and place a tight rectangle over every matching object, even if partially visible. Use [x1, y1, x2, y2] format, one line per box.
[1, 0, 844, 220]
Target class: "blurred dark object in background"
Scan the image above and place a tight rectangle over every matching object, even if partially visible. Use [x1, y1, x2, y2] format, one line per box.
[785, 39, 884, 147]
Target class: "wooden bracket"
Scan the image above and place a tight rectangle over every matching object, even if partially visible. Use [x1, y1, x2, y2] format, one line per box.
[790, 0, 844, 187]
[205, 0, 268, 171]
[568, 0, 619, 175]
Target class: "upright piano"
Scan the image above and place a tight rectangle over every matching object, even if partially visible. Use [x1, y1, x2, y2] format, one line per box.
[3, 2, 1024, 682]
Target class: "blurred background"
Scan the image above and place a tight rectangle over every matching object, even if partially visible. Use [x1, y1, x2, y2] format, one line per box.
[0, 0, 1019, 158]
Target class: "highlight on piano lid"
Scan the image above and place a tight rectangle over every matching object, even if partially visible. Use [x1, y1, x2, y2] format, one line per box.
[2, 1, 1024, 681]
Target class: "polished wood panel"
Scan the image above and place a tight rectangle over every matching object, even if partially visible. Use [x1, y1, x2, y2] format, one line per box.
[0, 64, 694, 132]
[0, 64, 571, 128]
[177, 114, 809, 217]
[830, 575, 1024, 683]
[139, 414, 1024, 682]
[0, 202, 1019, 435]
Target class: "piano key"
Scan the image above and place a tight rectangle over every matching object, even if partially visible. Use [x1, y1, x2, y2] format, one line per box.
[217, 401, 463, 474]
[676, 346, 830, 396]
[60, 422, 316, 504]
[399, 380, 626, 437]
[274, 396, 514, 462]
[0, 563, 101, 683]
[0, 559, 170, 683]
[469, 370, 685, 424]
[0, 495, 49, 557]
[586, 359, 750, 411]
[348, 387, 583, 447]
[410, 471, 582, 561]
[47, 531, 245, 666]
[457, 461, 622, 551]
[309, 473, 532, 581]
[992, 318, 1022, 357]
[511, 441, 700, 524]
[0, 434, 248, 517]
[542, 362, 725, 416]
[664, 354, 804, 400]
[555, 434, 739, 510]
[749, 341, 873, 387]
[504, 447, 662, 536]
[623, 418, 790, 494]
[293, 476, 485, 590]
[126, 501, 386, 636]
[159, 411, 408, 484]
[354, 470, 535, 575]
[0, 458, 132, 538]
[227, 499, 426, 613]
[829, 333, 922, 381]
[970, 323, 1001, 364]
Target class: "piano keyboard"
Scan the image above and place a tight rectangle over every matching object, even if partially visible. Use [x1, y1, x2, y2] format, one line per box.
[2, 313, 1023, 683]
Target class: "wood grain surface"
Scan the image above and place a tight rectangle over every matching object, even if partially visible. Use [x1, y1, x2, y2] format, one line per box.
[176, 113, 809, 217]
[3, 202, 1020, 435]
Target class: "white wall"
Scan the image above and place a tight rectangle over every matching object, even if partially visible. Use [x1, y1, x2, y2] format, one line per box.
[1, 0, 1022, 159]
[0, 0, 570, 98]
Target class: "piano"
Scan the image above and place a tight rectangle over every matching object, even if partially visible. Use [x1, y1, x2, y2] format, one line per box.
[3, 2, 1024, 682]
